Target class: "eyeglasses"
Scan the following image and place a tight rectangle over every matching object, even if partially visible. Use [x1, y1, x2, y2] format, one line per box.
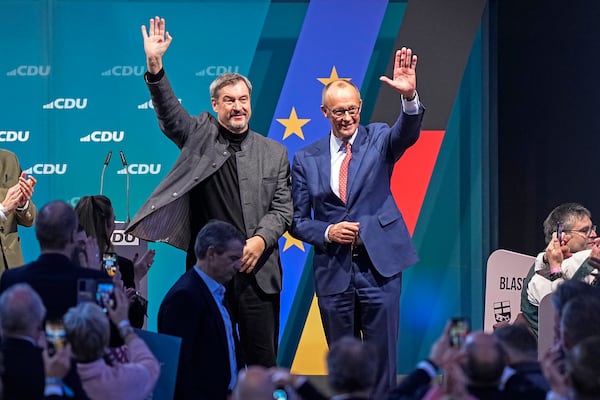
[327, 105, 360, 119]
[564, 225, 597, 237]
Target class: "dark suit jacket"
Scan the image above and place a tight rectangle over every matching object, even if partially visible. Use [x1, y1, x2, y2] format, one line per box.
[291, 111, 424, 296]
[158, 269, 244, 400]
[1, 337, 45, 400]
[1, 337, 88, 400]
[0, 149, 37, 272]
[385, 366, 547, 400]
[0, 253, 108, 321]
[126, 74, 292, 294]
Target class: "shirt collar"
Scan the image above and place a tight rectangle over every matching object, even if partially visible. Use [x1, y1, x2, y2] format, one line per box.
[194, 266, 225, 297]
[329, 129, 358, 154]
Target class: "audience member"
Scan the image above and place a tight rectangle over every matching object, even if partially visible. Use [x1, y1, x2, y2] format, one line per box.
[0, 149, 37, 273]
[232, 366, 278, 400]
[550, 279, 598, 343]
[325, 336, 377, 399]
[494, 324, 549, 393]
[386, 324, 546, 400]
[75, 195, 154, 327]
[269, 336, 377, 400]
[520, 203, 597, 337]
[541, 288, 600, 399]
[0, 282, 80, 399]
[63, 286, 159, 400]
[158, 220, 246, 399]
[0, 200, 108, 321]
[564, 335, 600, 400]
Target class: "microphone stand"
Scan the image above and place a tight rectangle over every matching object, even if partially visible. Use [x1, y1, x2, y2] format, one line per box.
[119, 151, 131, 224]
[99, 151, 112, 195]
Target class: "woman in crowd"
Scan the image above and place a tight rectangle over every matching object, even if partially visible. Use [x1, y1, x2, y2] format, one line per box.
[64, 286, 160, 399]
[74, 195, 154, 328]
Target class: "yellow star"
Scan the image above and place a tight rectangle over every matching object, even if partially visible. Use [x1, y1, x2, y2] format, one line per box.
[317, 66, 352, 86]
[282, 231, 305, 252]
[276, 107, 310, 140]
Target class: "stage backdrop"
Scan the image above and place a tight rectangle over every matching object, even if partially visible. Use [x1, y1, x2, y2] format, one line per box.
[1, 0, 489, 374]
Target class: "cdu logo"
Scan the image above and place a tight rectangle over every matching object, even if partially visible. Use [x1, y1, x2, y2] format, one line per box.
[101, 66, 145, 77]
[6, 65, 51, 76]
[24, 164, 68, 175]
[111, 229, 140, 246]
[80, 131, 125, 143]
[43, 98, 88, 110]
[195, 65, 240, 77]
[0, 130, 30, 142]
[138, 98, 182, 110]
[117, 164, 162, 175]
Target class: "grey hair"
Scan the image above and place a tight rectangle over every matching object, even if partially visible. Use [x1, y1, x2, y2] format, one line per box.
[209, 73, 252, 100]
[194, 220, 246, 260]
[64, 302, 109, 362]
[0, 283, 46, 337]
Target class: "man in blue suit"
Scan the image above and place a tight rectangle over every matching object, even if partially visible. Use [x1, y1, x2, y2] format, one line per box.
[291, 47, 425, 398]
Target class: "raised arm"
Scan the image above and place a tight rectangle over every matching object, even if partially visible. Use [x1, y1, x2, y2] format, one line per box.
[141, 16, 173, 74]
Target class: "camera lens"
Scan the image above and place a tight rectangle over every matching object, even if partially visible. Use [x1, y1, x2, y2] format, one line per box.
[273, 388, 288, 400]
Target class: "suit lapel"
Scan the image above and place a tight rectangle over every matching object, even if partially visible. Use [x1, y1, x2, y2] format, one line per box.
[312, 136, 334, 198]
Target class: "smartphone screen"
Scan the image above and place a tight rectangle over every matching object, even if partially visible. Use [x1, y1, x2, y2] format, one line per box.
[45, 320, 67, 356]
[96, 281, 115, 312]
[449, 317, 469, 348]
[102, 252, 118, 277]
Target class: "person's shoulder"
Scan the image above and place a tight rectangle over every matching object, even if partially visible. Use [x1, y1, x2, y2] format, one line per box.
[295, 135, 329, 155]
[250, 131, 287, 150]
[0, 149, 18, 160]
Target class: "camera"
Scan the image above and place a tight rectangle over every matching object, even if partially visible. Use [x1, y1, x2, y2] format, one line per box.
[449, 317, 469, 348]
[45, 319, 67, 356]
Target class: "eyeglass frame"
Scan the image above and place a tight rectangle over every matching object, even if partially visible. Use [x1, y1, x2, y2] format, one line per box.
[563, 224, 597, 237]
[325, 103, 362, 119]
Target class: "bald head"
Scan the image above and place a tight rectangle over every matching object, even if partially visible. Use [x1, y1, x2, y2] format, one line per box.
[35, 200, 77, 252]
[463, 331, 506, 387]
[322, 79, 361, 106]
[232, 366, 276, 400]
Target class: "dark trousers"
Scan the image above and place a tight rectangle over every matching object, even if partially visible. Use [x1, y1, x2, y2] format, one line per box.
[226, 272, 280, 367]
[317, 251, 402, 399]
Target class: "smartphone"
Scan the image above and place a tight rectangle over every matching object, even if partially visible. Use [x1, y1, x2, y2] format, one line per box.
[557, 223, 563, 243]
[45, 320, 67, 356]
[449, 317, 469, 348]
[96, 280, 115, 313]
[102, 252, 118, 277]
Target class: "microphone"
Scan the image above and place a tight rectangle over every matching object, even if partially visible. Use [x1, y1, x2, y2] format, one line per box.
[99, 151, 112, 195]
[119, 151, 131, 224]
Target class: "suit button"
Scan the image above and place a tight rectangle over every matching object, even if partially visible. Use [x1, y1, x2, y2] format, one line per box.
[212, 163, 217, 168]
[150, 205, 155, 210]
[223, 151, 228, 156]
[172, 192, 178, 197]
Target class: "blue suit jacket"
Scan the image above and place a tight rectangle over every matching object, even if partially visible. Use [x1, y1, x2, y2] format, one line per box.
[291, 109, 424, 296]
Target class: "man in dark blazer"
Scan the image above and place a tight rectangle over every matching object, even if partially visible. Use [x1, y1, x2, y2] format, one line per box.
[0, 283, 83, 399]
[0, 149, 37, 273]
[158, 220, 246, 400]
[127, 16, 292, 367]
[0, 200, 108, 321]
[290, 47, 425, 399]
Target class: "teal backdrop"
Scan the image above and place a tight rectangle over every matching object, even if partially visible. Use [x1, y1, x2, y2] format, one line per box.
[0, 0, 490, 373]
